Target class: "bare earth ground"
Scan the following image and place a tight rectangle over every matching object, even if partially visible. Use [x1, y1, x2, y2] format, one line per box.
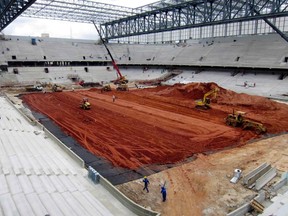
[117, 134, 288, 215]
[19, 82, 288, 215]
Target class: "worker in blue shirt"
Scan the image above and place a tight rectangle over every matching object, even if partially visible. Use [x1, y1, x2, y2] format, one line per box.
[161, 185, 167, 202]
[143, 176, 150, 193]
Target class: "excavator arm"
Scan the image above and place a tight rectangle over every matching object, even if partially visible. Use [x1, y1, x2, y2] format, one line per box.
[202, 88, 218, 103]
[195, 88, 219, 109]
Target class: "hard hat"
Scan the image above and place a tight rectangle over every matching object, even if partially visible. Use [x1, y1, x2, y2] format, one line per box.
[144, 176, 147, 179]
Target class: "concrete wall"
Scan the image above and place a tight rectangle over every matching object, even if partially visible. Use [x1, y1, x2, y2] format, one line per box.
[99, 176, 160, 216]
[227, 191, 265, 216]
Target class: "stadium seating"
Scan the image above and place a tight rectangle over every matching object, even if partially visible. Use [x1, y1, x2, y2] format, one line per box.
[0, 97, 134, 216]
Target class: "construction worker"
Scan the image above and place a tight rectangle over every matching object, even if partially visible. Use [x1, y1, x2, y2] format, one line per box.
[161, 185, 167, 202]
[143, 176, 150, 193]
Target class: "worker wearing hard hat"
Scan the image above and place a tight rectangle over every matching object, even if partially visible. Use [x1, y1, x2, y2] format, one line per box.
[143, 176, 150, 193]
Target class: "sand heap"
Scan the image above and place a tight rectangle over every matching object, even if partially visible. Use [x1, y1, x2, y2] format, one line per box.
[22, 83, 288, 169]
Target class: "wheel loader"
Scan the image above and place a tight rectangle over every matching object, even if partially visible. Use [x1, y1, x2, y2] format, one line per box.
[225, 111, 266, 134]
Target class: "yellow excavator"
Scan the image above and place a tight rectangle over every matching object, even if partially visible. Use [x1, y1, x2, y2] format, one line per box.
[195, 88, 219, 109]
[80, 98, 91, 110]
[225, 110, 266, 134]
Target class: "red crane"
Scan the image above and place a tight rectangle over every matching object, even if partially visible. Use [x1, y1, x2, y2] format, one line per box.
[93, 21, 128, 84]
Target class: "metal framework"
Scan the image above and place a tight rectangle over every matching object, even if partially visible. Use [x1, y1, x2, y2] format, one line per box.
[22, 0, 137, 23]
[0, 0, 139, 31]
[101, 0, 288, 40]
[0, 0, 37, 31]
[0, 0, 288, 43]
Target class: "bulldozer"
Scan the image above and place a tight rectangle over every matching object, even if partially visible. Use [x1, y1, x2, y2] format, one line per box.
[225, 110, 266, 134]
[101, 84, 112, 92]
[116, 83, 129, 91]
[52, 84, 64, 92]
[80, 98, 91, 110]
[195, 88, 219, 109]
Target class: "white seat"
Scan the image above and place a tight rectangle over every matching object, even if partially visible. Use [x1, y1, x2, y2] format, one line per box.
[0, 174, 9, 195]
[26, 193, 49, 216]
[18, 175, 34, 194]
[0, 193, 20, 216]
[6, 174, 22, 195]
[13, 193, 36, 216]
[38, 192, 65, 216]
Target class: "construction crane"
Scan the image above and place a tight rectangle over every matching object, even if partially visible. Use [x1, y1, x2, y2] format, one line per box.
[93, 22, 128, 85]
[195, 88, 219, 109]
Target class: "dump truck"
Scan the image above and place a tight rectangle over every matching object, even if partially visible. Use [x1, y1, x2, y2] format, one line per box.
[225, 110, 266, 134]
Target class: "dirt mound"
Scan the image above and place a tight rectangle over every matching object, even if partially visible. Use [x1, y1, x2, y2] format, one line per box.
[152, 82, 220, 100]
[21, 82, 288, 169]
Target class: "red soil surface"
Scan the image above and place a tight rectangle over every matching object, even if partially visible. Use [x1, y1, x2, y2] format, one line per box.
[21, 83, 288, 169]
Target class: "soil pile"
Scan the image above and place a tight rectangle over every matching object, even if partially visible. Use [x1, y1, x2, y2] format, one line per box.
[21, 83, 288, 169]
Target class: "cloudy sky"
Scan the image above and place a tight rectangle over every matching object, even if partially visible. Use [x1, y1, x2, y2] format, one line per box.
[2, 0, 157, 39]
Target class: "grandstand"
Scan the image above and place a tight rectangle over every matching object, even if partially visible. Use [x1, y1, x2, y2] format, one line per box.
[0, 33, 287, 99]
[0, 0, 288, 215]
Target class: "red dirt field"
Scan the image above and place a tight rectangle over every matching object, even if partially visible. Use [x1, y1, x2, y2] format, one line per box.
[21, 83, 288, 170]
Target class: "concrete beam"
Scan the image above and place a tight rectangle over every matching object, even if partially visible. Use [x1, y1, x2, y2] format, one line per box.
[255, 167, 277, 191]
[227, 191, 265, 216]
[243, 163, 272, 188]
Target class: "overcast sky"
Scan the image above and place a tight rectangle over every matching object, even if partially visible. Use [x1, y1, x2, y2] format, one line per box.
[2, 0, 157, 40]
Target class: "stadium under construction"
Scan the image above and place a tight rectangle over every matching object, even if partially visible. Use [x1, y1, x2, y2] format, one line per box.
[0, 0, 288, 215]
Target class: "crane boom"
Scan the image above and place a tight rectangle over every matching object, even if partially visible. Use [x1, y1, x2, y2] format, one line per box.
[92, 21, 124, 80]
[202, 88, 218, 103]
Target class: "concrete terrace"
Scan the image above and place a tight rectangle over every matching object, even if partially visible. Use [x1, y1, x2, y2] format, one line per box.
[163, 70, 288, 100]
[0, 33, 288, 69]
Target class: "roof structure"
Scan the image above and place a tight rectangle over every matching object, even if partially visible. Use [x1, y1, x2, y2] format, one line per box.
[1, 0, 288, 41]
[22, 0, 138, 24]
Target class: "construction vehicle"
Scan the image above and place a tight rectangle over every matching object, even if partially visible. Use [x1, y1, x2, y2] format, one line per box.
[116, 83, 129, 91]
[93, 21, 128, 85]
[52, 84, 64, 92]
[25, 85, 43, 92]
[101, 84, 112, 92]
[225, 110, 266, 134]
[79, 80, 101, 88]
[80, 98, 91, 110]
[195, 88, 219, 109]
